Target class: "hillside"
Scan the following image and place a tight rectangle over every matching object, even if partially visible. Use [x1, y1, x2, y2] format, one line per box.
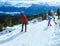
[0, 18, 60, 46]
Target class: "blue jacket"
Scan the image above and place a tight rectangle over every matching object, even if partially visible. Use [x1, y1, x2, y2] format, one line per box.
[48, 16, 52, 21]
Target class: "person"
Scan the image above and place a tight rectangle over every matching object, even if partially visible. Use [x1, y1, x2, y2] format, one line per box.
[47, 16, 52, 26]
[53, 17, 57, 25]
[20, 13, 28, 32]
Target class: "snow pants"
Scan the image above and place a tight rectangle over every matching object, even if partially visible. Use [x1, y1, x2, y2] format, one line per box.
[21, 22, 27, 32]
[48, 21, 51, 26]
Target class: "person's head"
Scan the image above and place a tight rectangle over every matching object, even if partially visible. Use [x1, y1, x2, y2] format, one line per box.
[20, 13, 23, 15]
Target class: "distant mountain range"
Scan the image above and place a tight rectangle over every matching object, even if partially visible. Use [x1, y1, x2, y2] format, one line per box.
[0, 2, 60, 15]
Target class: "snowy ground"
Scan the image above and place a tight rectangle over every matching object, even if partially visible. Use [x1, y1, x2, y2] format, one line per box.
[0, 17, 60, 46]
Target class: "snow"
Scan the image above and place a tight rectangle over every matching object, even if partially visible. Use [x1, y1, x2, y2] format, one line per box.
[0, 16, 60, 46]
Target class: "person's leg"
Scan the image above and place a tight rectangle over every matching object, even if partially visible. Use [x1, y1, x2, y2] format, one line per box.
[25, 22, 27, 32]
[50, 21, 52, 26]
[21, 23, 24, 32]
[48, 21, 50, 26]
[50, 23, 52, 26]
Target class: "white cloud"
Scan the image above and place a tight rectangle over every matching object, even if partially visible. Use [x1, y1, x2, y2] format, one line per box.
[0, 0, 60, 6]
[0, 0, 6, 2]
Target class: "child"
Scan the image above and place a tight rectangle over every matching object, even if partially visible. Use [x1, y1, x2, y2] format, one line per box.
[53, 17, 57, 25]
[47, 16, 52, 26]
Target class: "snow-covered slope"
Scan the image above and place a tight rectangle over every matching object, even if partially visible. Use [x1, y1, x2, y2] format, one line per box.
[0, 18, 60, 46]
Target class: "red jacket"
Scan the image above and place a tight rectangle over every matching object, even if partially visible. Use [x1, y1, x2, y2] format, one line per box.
[21, 14, 28, 23]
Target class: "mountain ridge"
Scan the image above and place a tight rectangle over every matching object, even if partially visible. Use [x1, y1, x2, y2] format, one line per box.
[0, 2, 59, 15]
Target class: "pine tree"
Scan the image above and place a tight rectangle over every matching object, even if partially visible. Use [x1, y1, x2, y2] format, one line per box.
[37, 14, 42, 21]
[0, 24, 3, 32]
[5, 16, 13, 27]
[48, 10, 53, 16]
[42, 9, 47, 20]
[43, 13, 47, 20]
[57, 8, 60, 19]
